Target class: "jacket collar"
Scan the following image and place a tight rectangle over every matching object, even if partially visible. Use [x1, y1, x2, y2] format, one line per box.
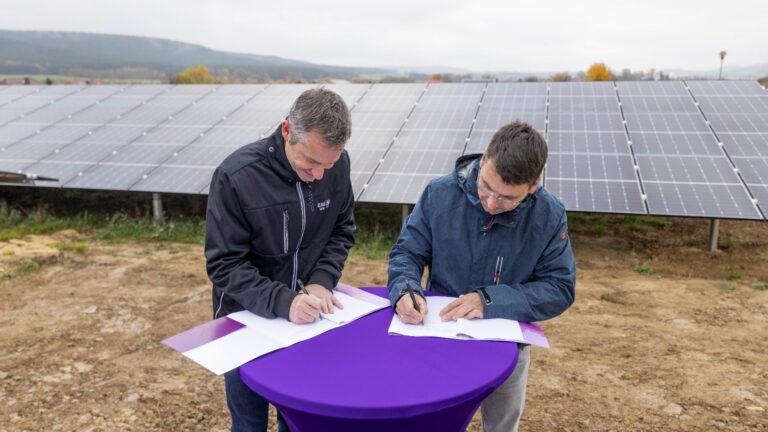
[266, 126, 302, 183]
[454, 153, 540, 228]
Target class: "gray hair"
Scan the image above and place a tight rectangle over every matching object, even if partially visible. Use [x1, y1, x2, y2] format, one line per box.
[287, 88, 351, 149]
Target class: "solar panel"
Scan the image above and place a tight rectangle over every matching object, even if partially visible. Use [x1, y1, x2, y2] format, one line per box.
[360, 83, 481, 203]
[323, 84, 371, 108]
[467, 83, 547, 153]
[131, 166, 215, 194]
[19, 161, 92, 188]
[0, 82, 766, 221]
[0, 86, 84, 124]
[547, 81, 645, 214]
[619, 81, 762, 219]
[346, 83, 425, 199]
[65, 163, 152, 190]
[689, 80, 768, 218]
[137, 85, 309, 194]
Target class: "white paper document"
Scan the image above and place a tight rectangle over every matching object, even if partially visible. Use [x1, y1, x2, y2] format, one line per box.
[170, 285, 390, 375]
[182, 327, 285, 375]
[388, 296, 523, 342]
[321, 291, 384, 324]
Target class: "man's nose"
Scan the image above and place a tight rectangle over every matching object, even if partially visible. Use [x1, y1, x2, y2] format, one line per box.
[311, 166, 324, 180]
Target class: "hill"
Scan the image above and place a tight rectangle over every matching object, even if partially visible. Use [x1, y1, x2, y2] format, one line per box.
[0, 30, 388, 82]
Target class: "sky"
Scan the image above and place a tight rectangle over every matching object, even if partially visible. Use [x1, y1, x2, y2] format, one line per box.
[1, 0, 766, 73]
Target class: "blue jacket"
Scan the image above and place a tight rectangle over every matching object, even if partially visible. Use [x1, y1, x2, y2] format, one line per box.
[387, 154, 576, 322]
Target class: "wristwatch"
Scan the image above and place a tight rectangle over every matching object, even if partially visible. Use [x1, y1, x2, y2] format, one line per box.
[474, 287, 493, 305]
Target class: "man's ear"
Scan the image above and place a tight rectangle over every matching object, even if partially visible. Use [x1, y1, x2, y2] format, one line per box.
[528, 176, 541, 194]
[281, 120, 290, 143]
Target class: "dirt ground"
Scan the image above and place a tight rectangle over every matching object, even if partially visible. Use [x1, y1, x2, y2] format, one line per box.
[1, 216, 767, 431]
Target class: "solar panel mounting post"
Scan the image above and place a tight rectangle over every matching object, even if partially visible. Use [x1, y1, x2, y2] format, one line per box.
[708, 218, 720, 252]
[152, 193, 164, 221]
[402, 204, 412, 224]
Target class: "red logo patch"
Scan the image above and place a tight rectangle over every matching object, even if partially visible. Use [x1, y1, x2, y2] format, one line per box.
[561, 232, 567, 240]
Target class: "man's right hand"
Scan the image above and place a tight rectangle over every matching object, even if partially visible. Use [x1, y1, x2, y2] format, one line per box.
[289, 293, 323, 324]
[395, 291, 428, 325]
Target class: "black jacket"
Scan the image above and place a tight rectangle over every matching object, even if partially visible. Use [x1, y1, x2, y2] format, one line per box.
[205, 127, 355, 319]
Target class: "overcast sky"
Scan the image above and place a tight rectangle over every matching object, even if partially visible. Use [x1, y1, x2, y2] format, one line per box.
[2, 0, 766, 73]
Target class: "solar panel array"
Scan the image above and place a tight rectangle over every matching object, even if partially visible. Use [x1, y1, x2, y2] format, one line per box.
[0, 81, 766, 220]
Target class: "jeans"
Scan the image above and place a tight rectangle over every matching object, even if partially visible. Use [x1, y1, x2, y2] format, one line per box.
[481, 344, 531, 432]
[224, 368, 289, 432]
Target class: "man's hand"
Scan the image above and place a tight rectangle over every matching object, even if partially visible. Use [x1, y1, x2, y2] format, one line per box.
[439, 293, 484, 321]
[304, 283, 344, 314]
[289, 293, 323, 324]
[395, 291, 428, 324]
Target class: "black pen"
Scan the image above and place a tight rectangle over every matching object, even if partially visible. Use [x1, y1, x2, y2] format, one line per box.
[297, 279, 310, 296]
[405, 280, 421, 313]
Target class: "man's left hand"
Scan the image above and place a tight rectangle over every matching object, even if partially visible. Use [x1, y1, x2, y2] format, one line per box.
[439, 293, 484, 321]
[305, 283, 344, 314]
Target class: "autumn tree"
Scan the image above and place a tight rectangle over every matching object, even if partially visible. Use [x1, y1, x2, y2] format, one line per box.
[170, 65, 222, 84]
[586, 63, 614, 81]
[550, 72, 571, 82]
[428, 73, 444, 82]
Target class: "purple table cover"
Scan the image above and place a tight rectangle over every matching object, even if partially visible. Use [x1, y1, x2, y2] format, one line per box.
[240, 287, 519, 432]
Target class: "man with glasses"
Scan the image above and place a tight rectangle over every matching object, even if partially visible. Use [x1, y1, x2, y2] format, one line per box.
[387, 121, 576, 432]
[205, 88, 355, 431]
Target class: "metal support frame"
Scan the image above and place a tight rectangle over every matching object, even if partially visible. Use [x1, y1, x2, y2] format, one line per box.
[708, 218, 720, 252]
[152, 193, 164, 221]
[401, 204, 411, 225]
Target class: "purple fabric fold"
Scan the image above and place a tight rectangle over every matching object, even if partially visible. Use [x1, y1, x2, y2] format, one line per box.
[162, 316, 245, 353]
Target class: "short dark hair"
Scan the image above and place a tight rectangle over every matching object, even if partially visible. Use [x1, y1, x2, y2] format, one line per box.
[287, 88, 351, 149]
[484, 121, 548, 185]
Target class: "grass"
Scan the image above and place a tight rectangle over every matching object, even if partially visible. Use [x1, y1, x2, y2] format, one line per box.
[0, 203, 205, 244]
[2, 249, 14, 256]
[635, 263, 653, 276]
[354, 227, 398, 260]
[50, 242, 86, 253]
[0, 203, 396, 254]
[92, 214, 205, 244]
[725, 266, 742, 281]
[2, 259, 41, 280]
[753, 282, 768, 291]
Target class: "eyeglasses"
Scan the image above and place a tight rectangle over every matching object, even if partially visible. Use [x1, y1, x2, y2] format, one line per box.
[477, 175, 528, 209]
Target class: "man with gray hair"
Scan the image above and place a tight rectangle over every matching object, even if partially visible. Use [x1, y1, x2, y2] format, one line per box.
[205, 88, 356, 431]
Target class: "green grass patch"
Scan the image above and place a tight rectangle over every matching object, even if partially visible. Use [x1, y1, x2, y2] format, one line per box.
[722, 284, 737, 292]
[92, 214, 205, 244]
[354, 228, 398, 260]
[590, 225, 606, 237]
[0, 204, 107, 241]
[635, 263, 653, 276]
[2, 249, 14, 256]
[753, 282, 768, 291]
[50, 242, 86, 253]
[4, 259, 42, 279]
[724, 266, 742, 281]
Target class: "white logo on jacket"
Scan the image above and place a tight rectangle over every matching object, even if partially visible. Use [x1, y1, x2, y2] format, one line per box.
[317, 199, 331, 211]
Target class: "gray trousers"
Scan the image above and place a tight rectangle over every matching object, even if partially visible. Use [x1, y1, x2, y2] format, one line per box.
[481, 344, 530, 432]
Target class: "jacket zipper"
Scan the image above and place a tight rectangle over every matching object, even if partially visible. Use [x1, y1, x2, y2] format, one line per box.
[282, 210, 289, 254]
[292, 182, 307, 291]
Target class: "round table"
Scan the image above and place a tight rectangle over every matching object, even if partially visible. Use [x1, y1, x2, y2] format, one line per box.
[240, 287, 519, 432]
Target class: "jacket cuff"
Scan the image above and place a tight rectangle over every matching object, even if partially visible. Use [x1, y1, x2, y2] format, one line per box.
[274, 288, 299, 319]
[388, 281, 424, 310]
[308, 270, 335, 292]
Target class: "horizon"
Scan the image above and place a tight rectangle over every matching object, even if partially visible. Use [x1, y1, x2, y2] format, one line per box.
[1, 1, 766, 74]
